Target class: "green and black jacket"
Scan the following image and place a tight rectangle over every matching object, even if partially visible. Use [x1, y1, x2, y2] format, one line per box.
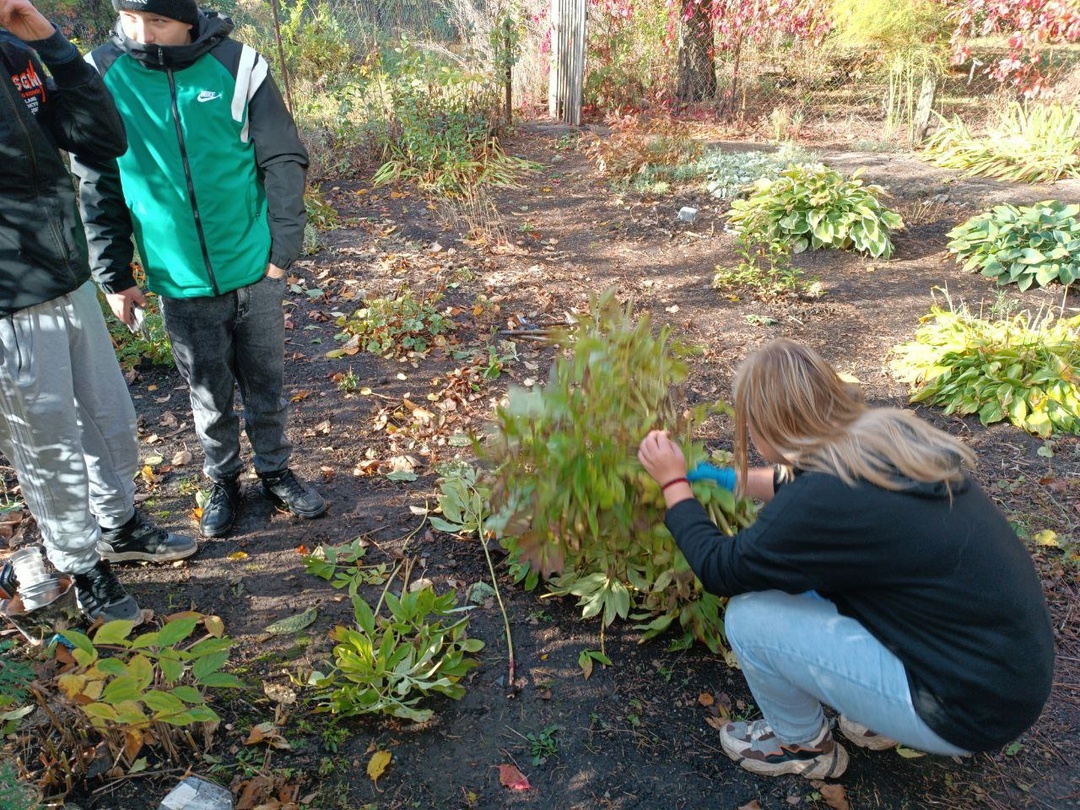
[72, 12, 308, 299]
[0, 27, 127, 315]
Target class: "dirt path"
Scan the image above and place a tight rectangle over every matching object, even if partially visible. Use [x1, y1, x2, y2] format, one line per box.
[30, 121, 1080, 810]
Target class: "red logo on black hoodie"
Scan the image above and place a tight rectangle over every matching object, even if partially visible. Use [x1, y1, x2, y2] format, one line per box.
[10, 58, 45, 116]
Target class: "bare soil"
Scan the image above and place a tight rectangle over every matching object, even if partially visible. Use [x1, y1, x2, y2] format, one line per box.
[6, 120, 1080, 810]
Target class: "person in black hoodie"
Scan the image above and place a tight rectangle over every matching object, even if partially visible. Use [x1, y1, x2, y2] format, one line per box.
[638, 338, 1054, 779]
[0, 0, 194, 623]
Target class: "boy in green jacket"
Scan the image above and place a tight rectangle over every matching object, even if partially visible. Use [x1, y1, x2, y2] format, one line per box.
[72, 0, 326, 538]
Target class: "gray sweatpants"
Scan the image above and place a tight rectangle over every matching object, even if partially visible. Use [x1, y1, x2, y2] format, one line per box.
[0, 281, 137, 574]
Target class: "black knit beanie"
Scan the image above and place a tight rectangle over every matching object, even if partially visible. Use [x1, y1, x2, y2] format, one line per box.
[112, 0, 199, 27]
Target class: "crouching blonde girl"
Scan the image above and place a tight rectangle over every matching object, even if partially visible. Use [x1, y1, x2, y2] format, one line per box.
[638, 338, 1053, 779]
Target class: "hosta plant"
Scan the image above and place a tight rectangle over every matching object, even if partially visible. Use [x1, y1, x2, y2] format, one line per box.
[314, 586, 482, 723]
[728, 164, 904, 259]
[480, 290, 758, 657]
[923, 103, 1080, 184]
[891, 298, 1080, 437]
[947, 201, 1080, 291]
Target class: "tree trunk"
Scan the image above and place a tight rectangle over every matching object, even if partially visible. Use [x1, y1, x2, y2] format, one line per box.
[677, 0, 717, 103]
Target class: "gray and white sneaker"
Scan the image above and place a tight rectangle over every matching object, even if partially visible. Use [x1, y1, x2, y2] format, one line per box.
[718, 719, 849, 779]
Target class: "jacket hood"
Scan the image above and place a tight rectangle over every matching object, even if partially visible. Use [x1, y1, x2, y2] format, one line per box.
[899, 475, 969, 499]
[794, 465, 971, 499]
[111, 10, 232, 69]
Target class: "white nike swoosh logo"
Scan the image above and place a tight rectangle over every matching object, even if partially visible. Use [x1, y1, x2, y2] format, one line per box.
[197, 91, 221, 102]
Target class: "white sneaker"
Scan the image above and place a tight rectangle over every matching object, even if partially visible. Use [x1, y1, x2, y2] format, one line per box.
[838, 715, 899, 751]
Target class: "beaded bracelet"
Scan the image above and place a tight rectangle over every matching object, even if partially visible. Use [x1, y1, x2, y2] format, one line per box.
[661, 477, 689, 491]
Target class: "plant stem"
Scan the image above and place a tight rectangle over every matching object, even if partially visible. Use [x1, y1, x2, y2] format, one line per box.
[475, 491, 515, 687]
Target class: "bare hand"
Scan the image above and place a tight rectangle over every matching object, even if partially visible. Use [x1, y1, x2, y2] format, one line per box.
[0, 0, 55, 41]
[265, 262, 285, 279]
[637, 430, 688, 486]
[106, 286, 148, 326]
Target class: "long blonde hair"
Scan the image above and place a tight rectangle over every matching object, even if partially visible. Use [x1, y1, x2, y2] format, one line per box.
[732, 339, 975, 492]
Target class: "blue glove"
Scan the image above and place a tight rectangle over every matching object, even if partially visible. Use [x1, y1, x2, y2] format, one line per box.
[687, 463, 736, 491]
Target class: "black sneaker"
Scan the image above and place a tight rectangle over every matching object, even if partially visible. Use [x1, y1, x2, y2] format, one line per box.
[73, 560, 141, 622]
[97, 511, 197, 563]
[200, 478, 241, 538]
[260, 469, 326, 518]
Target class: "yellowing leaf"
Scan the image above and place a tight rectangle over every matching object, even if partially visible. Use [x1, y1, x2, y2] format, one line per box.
[1034, 529, 1060, 547]
[227, 551, 249, 561]
[57, 673, 88, 699]
[896, 745, 927, 758]
[367, 750, 391, 784]
[203, 614, 225, 638]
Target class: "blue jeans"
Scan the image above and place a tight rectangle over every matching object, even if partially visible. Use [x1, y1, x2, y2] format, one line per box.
[725, 590, 971, 755]
[161, 274, 291, 482]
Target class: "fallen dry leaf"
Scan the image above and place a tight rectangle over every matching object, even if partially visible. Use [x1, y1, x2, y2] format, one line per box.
[244, 722, 292, 750]
[367, 749, 391, 785]
[737, 802, 762, 810]
[497, 763, 531, 791]
[698, 692, 715, 706]
[171, 449, 192, 466]
[812, 782, 850, 810]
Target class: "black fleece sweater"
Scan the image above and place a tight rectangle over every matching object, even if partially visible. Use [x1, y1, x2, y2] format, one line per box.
[666, 470, 1054, 752]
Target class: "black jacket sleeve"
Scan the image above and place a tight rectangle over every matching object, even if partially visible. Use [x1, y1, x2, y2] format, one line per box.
[70, 154, 137, 293]
[67, 46, 137, 294]
[29, 28, 126, 163]
[247, 60, 308, 270]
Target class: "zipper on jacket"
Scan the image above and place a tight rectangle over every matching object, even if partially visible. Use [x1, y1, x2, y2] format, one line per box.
[167, 67, 220, 296]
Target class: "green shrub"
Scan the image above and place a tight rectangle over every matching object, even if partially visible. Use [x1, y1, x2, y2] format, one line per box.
[923, 103, 1080, 184]
[891, 297, 1080, 437]
[727, 164, 904, 259]
[314, 586, 483, 723]
[0, 760, 39, 810]
[0, 640, 33, 737]
[947, 201, 1080, 291]
[100, 291, 173, 370]
[481, 291, 757, 657]
[585, 0, 670, 110]
[329, 288, 456, 359]
[373, 41, 535, 197]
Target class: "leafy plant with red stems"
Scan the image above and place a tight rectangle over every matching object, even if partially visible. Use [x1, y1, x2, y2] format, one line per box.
[946, 0, 1080, 96]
